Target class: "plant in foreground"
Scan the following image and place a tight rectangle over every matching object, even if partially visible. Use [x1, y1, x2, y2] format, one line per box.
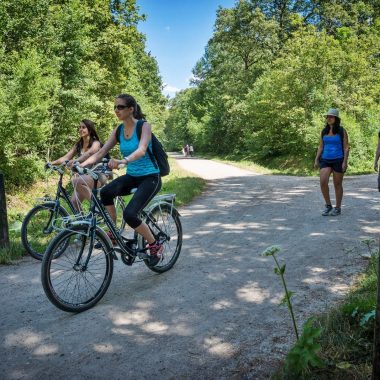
[262, 245, 325, 377]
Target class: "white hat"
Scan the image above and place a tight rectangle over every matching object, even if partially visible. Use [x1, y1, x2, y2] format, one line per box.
[324, 108, 340, 118]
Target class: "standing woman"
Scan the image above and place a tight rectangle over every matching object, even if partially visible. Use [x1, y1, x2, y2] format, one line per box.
[51, 119, 105, 211]
[314, 108, 349, 216]
[80, 94, 163, 259]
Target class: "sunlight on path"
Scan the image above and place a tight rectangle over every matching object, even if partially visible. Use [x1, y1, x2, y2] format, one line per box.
[175, 158, 257, 180]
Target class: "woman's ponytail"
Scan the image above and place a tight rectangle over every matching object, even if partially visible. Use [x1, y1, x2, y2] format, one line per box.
[134, 103, 145, 120]
[116, 94, 146, 120]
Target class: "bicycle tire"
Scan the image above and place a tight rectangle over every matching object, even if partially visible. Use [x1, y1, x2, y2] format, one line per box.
[141, 203, 182, 273]
[41, 224, 114, 313]
[21, 203, 69, 260]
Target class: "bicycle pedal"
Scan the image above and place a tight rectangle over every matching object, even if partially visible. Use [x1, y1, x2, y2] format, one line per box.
[137, 251, 150, 260]
[120, 252, 135, 266]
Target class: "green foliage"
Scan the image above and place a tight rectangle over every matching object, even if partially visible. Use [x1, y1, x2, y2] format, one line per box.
[276, 250, 378, 379]
[262, 245, 300, 340]
[166, 0, 380, 174]
[262, 245, 326, 377]
[0, 0, 166, 188]
[285, 318, 325, 378]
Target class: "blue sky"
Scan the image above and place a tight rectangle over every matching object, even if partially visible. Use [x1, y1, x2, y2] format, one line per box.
[137, 0, 236, 96]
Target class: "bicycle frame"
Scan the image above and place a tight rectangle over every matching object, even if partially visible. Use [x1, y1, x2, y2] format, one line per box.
[54, 171, 78, 214]
[71, 173, 174, 268]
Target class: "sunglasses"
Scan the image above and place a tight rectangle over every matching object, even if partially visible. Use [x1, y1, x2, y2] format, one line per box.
[114, 105, 129, 111]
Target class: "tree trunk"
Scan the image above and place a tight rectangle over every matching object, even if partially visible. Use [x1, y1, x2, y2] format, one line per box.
[0, 173, 10, 248]
[373, 240, 380, 380]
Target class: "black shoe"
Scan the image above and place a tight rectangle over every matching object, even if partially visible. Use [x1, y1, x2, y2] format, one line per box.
[322, 204, 333, 216]
[330, 207, 341, 216]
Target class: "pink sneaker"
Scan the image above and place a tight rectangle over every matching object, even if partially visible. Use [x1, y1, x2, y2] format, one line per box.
[147, 241, 163, 265]
[107, 231, 117, 246]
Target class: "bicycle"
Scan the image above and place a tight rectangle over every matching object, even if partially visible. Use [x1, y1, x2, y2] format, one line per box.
[21, 161, 126, 260]
[41, 164, 182, 312]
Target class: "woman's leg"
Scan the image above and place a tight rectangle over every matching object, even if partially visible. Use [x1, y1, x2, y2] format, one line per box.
[332, 171, 344, 208]
[123, 175, 161, 244]
[71, 174, 94, 211]
[100, 175, 136, 224]
[320, 167, 332, 205]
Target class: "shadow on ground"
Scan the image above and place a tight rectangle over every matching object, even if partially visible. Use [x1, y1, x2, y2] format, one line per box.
[0, 173, 379, 379]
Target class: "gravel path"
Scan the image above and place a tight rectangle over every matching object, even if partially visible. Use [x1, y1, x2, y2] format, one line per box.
[1, 157, 379, 379]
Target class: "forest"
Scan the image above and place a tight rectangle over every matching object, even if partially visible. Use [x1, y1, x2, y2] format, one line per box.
[165, 0, 380, 172]
[0, 0, 166, 188]
[1, 0, 380, 189]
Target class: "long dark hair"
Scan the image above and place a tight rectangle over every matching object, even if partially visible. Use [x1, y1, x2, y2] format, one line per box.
[116, 93, 146, 120]
[75, 119, 100, 155]
[322, 116, 341, 135]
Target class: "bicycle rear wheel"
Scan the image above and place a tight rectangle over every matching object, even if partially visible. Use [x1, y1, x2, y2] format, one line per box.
[141, 203, 182, 273]
[21, 203, 69, 260]
[41, 225, 114, 312]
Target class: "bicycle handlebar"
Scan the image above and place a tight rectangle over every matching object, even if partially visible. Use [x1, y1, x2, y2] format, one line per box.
[72, 158, 124, 180]
[44, 161, 68, 175]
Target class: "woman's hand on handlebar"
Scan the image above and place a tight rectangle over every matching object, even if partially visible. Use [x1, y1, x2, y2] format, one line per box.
[108, 158, 122, 170]
[67, 160, 79, 168]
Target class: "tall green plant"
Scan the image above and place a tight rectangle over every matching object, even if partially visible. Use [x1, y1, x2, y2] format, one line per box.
[262, 246, 325, 377]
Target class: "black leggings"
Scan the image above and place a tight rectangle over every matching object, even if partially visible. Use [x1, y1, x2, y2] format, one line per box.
[100, 174, 161, 228]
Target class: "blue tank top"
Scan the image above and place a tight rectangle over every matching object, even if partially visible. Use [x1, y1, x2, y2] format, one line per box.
[321, 134, 344, 160]
[119, 124, 160, 177]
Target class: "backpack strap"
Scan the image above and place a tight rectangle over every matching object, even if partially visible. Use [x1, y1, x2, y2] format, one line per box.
[136, 120, 158, 169]
[115, 124, 123, 144]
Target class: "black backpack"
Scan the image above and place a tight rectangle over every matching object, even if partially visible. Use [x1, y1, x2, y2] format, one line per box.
[116, 120, 170, 177]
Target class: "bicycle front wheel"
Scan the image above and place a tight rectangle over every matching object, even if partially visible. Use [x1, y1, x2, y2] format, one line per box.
[142, 203, 182, 273]
[21, 203, 69, 260]
[41, 225, 114, 312]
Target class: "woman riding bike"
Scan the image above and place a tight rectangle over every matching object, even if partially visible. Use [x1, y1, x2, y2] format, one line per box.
[80, 94, 163, 260]
[51, 119, 107, 211]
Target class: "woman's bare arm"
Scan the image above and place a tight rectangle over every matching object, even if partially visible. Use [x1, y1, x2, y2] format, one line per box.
[51, 146, 76, 165]
[314, 138, 323, 168]
[80, 129, 118, 167]
[74, 141, 102, 164]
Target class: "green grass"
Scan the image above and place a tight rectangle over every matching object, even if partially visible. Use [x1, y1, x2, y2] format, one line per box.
[0, 240, 24, 264]
[1, 158, 206, 264]
[273, 254, 378, 379]
[162, 158, 206, 206]
[200, 152, 373, 177]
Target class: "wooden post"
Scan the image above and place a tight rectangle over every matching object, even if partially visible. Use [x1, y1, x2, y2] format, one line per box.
[373, 246, 380, 380]
[0, 173, 10, 248]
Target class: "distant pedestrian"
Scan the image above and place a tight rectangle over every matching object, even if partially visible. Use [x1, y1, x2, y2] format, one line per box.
[185, 144, 190, 157]
[373, 130, 380, 191]
[189, 144, 194, 157]
[314, 108, 349, 216]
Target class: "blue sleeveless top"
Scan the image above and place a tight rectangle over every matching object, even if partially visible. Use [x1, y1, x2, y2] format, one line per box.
[321, 134, 344, 160]
[119, 124, 159, 177]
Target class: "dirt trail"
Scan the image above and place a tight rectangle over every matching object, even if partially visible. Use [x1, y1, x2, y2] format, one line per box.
[1, 157, 379, 379]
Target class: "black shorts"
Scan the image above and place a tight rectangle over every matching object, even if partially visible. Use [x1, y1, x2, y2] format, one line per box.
[319, 158, 344, 173]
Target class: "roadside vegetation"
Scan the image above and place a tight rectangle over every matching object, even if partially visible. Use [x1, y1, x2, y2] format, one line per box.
[1, 158, 205, 264]
[202, 153, 374, 177]
[165, 0, 380, 175]
[268, 240, 378, 379]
